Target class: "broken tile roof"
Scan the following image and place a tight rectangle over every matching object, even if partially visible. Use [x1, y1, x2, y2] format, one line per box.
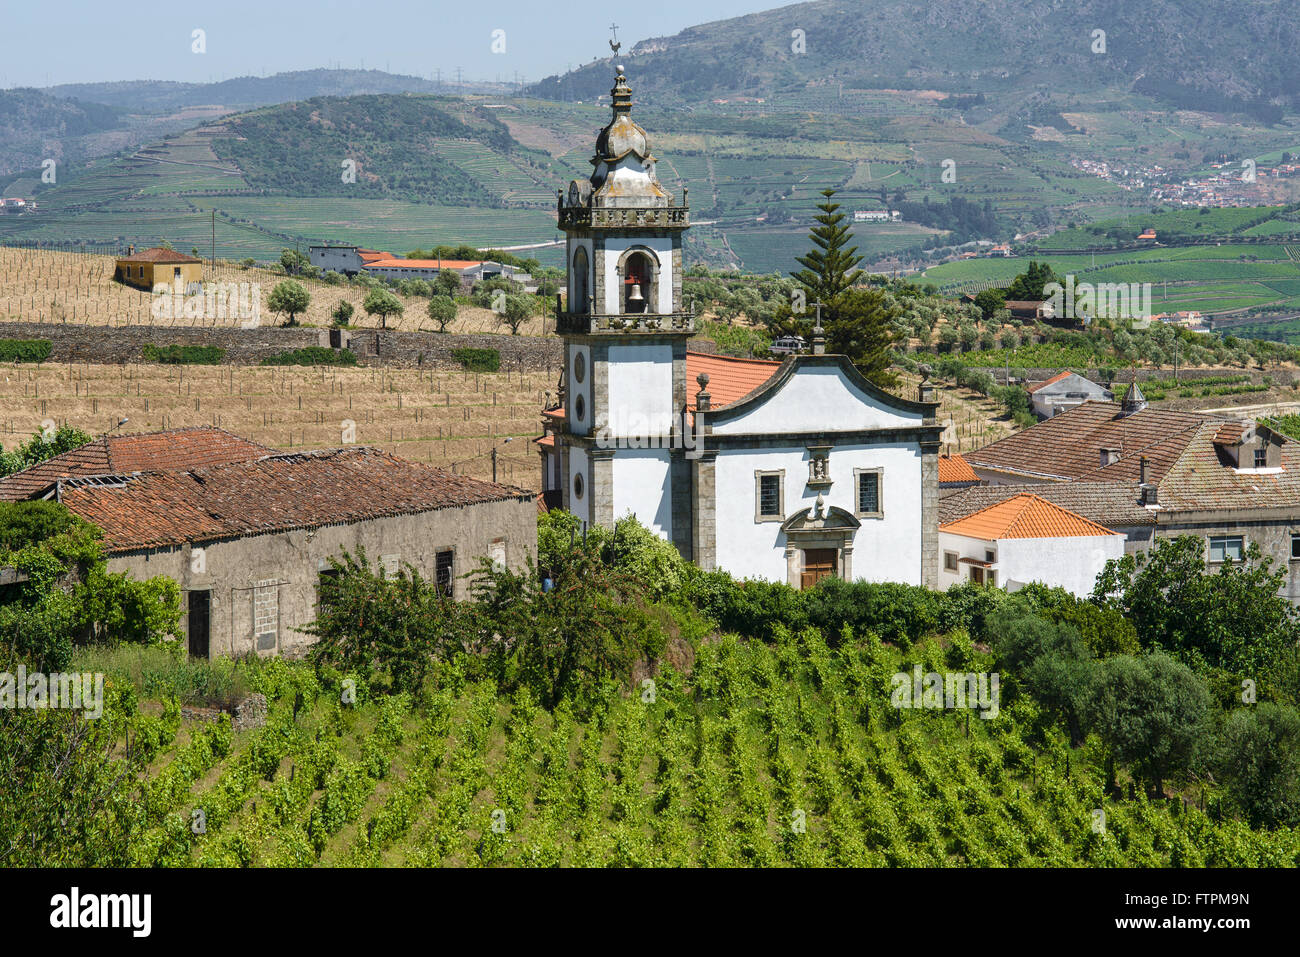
[940, 481, 1155, 529]
[938, 453, 980, 484]
[940, 493, 1120, 540]
[0, 427, 273, 502]
[55, 447, 533, 554]
[965, 401, 1207, 483]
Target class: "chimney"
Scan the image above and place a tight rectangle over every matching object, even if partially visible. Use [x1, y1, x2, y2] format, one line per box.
[1100, 446, 1120, 467]
[1140, 483, 1159, 506]
[1139, 455, 1149, 485]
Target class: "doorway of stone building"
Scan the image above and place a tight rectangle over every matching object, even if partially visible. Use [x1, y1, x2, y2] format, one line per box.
[800, 548, 837, 590]
[187, 590, 211, 659]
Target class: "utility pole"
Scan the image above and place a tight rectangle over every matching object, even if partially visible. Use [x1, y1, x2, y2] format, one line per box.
[211, 209, 216, 270]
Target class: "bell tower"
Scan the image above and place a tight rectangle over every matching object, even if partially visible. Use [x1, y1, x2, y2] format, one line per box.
[555, 63, 693, 554]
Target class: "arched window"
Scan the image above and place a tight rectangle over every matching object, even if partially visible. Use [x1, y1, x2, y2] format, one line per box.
[571, 247, 590, 314]
[621, 249, 657, 314]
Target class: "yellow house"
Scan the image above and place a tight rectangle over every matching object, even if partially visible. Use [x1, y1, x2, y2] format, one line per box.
[114, 246, 204, 290]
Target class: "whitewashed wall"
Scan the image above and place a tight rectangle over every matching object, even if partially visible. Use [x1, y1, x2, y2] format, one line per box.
[712, 443, 924, 584]
[612, 449, 673, 539]
[711, 365, 921, 435]
[604, 342, 674, 437]
[939, 531, 1123, 597]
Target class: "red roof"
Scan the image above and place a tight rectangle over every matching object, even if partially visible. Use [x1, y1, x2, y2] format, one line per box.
[1026, 370, 1072, 394]
[0, 427, 273, 502]
[116, 247, 202, 264]
[56, 447, 532, 553]
[686, 350, 782, 410]
[940, 493, 1119, 540]
[938, 453, 980, 484]
[365, 258, 482, 270]
[357, 249, 391, 262]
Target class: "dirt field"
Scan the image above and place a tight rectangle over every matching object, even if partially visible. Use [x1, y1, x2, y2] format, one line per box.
[0, 360, 554, 489]
[0, 247, 550, 336]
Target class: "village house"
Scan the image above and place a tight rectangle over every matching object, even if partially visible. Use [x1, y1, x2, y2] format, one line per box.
[307, 244, 533, 287]
[938, 493, 1125, 597]
[961, 384, 1300, 601]
[114, 246, 203, 291]
[1026, 370, 1113, 419]
[541, 64, 944, 589]
[0, 427, 535, 658]
[307, 244, 391, 275]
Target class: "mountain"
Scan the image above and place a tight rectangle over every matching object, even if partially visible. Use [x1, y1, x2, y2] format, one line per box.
[0, 89, 124, 175]
[207, 95, 539, 206]
[529, 0, 1300, 118]
[46, 69, 504, 113]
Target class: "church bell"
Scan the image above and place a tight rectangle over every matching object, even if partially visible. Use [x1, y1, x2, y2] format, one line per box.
[627, 282, 645, 306]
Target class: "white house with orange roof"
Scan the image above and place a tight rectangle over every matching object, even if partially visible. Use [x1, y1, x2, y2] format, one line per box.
[1026, 370, 1112, 420]
[539, 65, 945, 589]
[938, 493, 1125, 597]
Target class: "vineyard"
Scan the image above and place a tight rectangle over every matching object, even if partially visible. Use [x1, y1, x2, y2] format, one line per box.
[93, 629, 1299, 868]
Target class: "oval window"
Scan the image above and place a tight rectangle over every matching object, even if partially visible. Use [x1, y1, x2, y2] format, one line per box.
[573, 472, 585, 500]
[575, 394, 586, 421]
[573, 352, 586, 384]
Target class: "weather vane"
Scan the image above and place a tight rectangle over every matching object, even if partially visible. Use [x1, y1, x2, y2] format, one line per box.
[609, 23, 621, 56]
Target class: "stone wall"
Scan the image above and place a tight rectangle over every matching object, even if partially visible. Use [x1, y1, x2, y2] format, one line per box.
[0, 321, 561, 371]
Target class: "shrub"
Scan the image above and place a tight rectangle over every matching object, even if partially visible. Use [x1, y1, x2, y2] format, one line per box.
[141, 344, 226, 365]
[450, 347, 500, 372]
[260, 347, 357, 367]
[804, 577, 941, 646]
[0, 339, 52, 363]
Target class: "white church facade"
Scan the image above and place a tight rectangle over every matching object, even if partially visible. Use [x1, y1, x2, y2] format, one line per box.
[538, 66, 943, 589]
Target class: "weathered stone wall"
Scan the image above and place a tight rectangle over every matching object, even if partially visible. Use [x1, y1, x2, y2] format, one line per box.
[0, 321, 561, 371]
[106, 495, 538, 659]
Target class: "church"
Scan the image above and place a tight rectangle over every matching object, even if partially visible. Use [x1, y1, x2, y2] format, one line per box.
[537, 65, 944, 589]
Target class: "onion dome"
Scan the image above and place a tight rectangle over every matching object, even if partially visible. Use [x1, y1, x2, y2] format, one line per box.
[593, 66, 652, 164]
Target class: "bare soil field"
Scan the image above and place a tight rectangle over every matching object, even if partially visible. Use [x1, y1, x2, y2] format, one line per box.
[0, 360, 553, 489]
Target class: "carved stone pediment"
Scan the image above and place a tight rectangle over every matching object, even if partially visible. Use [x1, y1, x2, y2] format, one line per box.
[780, 503, 860, 537]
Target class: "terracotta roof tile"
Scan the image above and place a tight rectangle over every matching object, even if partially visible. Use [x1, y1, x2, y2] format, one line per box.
[685, 350, 781, 410]
[966, 401, 1206, 482]
[0, 427, 273, 502]
[1212, 422, 1246, 445]
[57, 447, 532, 553]
[1025, 370, 1072, 394]
[1155, 422, 1300, 511]
[940, 481, 1155, 528]
[116, 247, 203, 264]
[940, 493, 1120, 540]
[938, 453, 980, 484]
[365, 258, 482, 270]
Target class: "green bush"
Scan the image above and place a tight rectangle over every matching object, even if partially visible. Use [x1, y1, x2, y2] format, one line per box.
[260, 346, 357, 367]
[450, 347, 500, 372]
[0, 339, 53, 363]
[141, 344, 226, 365]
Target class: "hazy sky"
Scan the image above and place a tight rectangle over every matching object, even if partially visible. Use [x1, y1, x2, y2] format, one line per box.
[5, 0, 779, 89]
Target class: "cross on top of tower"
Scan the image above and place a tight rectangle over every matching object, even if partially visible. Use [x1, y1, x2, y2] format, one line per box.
[609, 23, 621, 55]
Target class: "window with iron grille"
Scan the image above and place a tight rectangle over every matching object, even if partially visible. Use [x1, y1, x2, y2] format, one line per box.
[856, 470, 881, 517]
[1254, 448, 1268, 468]
[435, 549, 454, 597]
[755, 471, 783, 521]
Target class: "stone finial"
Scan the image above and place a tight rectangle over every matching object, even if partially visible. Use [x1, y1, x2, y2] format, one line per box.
[695, 371, 711, 412]
[814, 491, 826, 520]
[811, 301, 826, 356]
